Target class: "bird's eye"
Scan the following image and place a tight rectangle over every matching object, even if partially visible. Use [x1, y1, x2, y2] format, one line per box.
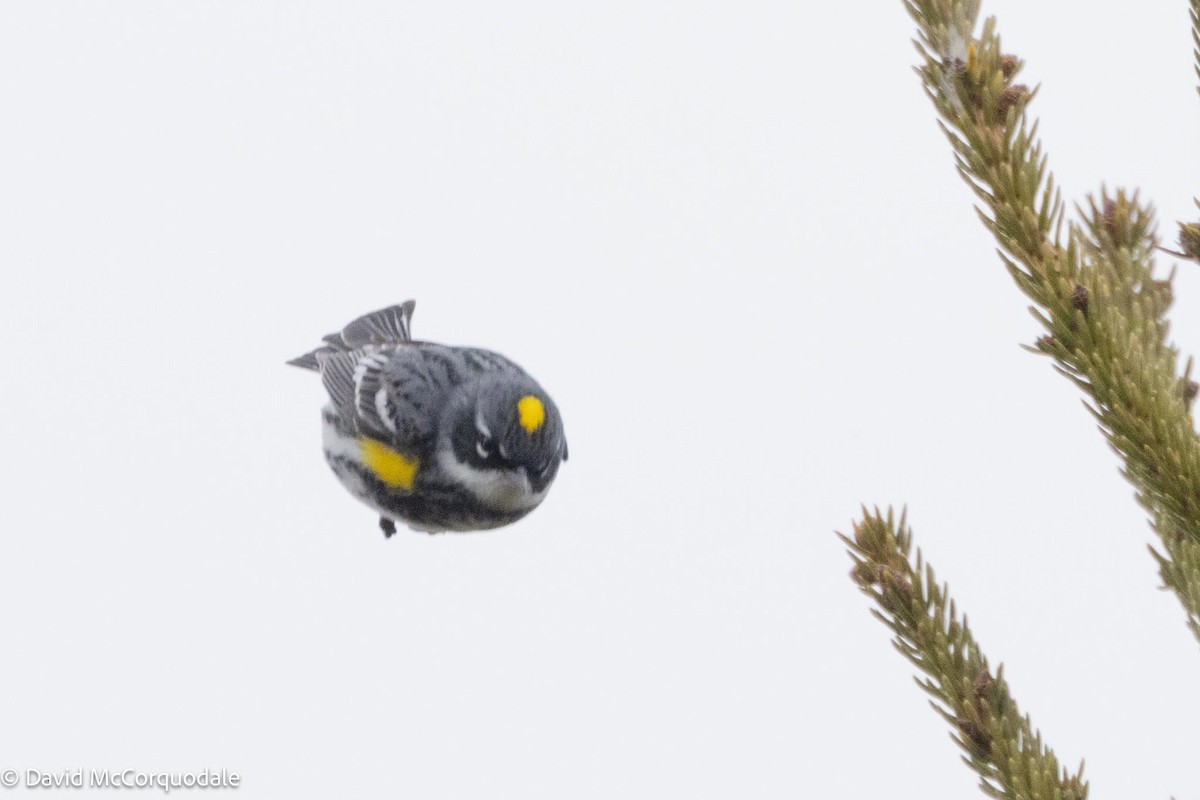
[476, 435, 493, 460]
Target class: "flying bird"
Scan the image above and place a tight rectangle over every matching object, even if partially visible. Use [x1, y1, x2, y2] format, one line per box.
[288, 301, 567, 537]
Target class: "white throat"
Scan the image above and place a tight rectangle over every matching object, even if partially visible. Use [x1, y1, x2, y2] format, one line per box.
[436, 448, 547, 512]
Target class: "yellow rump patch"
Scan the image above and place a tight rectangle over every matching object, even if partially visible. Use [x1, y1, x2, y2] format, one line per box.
[359, 438, 419, 490]
[517, 395, 545, 434]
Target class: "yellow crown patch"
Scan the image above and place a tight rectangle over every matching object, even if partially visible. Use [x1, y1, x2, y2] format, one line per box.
[517, 395, 545, 434]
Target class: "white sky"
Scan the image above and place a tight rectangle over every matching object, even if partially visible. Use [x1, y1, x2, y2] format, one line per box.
[2, 1, 1199, 798]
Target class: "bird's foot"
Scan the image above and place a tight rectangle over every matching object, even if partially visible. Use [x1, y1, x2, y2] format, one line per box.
[379, 517, 397, 538]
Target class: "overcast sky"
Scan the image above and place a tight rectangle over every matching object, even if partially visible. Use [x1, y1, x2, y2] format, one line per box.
[3, 1, 1199, 798]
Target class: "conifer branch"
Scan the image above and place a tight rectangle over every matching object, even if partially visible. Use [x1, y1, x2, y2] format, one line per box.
[842, 508, 1087, 800]
[1192, 0, 1200, 97]
[902, 0, 1200, 639]
[1150, 516, 1200, 640]
[1183, 1, 1200, 262]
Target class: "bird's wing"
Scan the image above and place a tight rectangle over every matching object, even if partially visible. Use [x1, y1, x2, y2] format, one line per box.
[286, 301, 416, 370]
[316, 344, 448, 447]
[338, 301, 416, 347]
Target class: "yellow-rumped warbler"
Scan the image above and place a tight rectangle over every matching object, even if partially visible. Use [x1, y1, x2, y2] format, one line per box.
[288, 301, 567, 537]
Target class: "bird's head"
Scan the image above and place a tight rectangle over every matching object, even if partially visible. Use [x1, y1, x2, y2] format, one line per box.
[442, 372, 568, 506]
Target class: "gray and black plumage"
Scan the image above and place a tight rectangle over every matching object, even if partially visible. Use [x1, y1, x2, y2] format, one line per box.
[288, 301, 567, 536]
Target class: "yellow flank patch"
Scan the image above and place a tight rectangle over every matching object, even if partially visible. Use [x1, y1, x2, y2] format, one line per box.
[359, 438, 419, 490]
[517, 394, 545, 434]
